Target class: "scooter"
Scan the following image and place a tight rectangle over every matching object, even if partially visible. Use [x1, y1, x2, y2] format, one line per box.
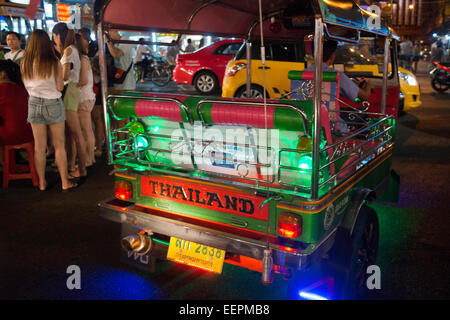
[430, 61, 450, 92]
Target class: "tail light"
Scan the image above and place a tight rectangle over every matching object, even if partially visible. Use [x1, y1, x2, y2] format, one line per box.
[278, 212, 302, 238]
[225, 63, 246, 76]
[115, 180, 132, 200]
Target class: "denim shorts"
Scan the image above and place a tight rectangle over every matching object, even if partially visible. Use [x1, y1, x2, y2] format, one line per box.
[27, 96, 66, 125]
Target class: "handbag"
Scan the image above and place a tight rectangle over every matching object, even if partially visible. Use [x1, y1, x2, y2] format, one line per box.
[112, 62, 133, 84]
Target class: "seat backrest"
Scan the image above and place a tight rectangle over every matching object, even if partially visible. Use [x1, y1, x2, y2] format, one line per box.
[288, 70, 340, 132]
[0, 83, 32, 145]
[112, 94, 191, 122]
[198, 100, 308, 133]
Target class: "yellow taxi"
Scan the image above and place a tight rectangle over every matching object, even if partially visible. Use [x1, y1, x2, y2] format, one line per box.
[222, 41, 305, 99]
[222, 40, 421, 111]
[398, 67, 421, 111]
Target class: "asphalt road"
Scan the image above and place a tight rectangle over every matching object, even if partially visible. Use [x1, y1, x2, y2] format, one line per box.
[1, 67, 449, 300]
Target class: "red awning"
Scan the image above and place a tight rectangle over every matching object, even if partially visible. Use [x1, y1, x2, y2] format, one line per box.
[99, 0, 312, 40]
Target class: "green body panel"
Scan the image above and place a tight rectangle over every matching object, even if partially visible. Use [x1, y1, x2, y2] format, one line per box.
[109, 92, 395, 249]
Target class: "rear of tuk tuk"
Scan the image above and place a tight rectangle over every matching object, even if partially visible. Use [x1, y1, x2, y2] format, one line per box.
[95, 0, 400, 299]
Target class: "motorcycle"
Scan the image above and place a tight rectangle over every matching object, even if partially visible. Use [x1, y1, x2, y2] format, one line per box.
[134, 55, 172, 86]
[430, 61, 450, 92]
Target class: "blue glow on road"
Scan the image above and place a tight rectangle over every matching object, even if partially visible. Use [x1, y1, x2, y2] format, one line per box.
[84, 268, 158, 300]
[299, 291, 329, 300]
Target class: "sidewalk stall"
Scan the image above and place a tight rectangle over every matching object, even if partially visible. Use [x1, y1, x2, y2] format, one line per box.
[95, 0, 400, 299]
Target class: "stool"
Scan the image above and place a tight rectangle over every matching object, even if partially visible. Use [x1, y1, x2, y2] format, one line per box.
[2, 142, 39, 188]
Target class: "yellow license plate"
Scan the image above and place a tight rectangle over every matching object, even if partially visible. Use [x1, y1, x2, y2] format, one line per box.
[167, 237, 225, 274]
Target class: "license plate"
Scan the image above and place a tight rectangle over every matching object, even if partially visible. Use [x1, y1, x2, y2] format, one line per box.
[167, 237, 225, 273]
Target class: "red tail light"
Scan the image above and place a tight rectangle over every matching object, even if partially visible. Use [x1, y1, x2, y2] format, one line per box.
[115, 180, 132, 200]
[278, 212, 302, 238]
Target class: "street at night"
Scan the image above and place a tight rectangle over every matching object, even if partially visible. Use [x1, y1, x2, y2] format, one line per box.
[1, 62, 449, 300]
[1, 0, 450, 308]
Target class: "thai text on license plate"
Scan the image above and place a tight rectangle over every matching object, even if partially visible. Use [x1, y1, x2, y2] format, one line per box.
[167, 237, 225, 273]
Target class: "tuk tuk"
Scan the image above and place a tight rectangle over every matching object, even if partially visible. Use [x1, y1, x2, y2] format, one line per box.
[95, 0, 400, 299]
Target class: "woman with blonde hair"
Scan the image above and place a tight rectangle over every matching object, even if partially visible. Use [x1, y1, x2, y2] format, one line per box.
[21, 29, 77, 191]
[52, 22, 88, 181]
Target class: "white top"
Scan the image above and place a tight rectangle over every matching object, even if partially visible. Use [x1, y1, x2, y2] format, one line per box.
[23, 66, 61, 99]
[113, 43, 136, 91]
[134, 44, 150, 64]
[184, 44, 195, 53]
[60, 45, 80, 85]
[166, 44, 180, 65]
[79, 55, 96, 102]
[4, 49, 24, 62]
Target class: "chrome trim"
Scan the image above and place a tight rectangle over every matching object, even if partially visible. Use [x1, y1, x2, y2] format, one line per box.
[97, 22, 113, 165]
[312, 16, 323, 200]
[98, 199, 312, 269]
[381, 37, 391, 114]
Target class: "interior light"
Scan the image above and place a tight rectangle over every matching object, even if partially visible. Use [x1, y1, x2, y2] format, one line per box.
[136, 135, 149, 149]
[297, 155, 312, 172]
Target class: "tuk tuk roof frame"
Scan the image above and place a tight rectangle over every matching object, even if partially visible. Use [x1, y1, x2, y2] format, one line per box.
[94, 0, 396, 200]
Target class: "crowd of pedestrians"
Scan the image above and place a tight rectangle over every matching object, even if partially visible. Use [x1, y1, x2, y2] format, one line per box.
[0, 27, 202, 192]
[0, 23, 105, 192]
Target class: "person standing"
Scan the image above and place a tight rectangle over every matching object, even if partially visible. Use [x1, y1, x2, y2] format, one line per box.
[52, 22, 88, 181]
[105, 30, 135, 144]
[4, 32, 24, 63]
[184, 38, 195, 53]
[400, 38, 413, 69]
[105, 30, 136, 92]
[165, 39, 180, 66]
[20, 29, 77, 192]
[76, 30, 96, 167]
[412, 41, 421, 74]
[429, 40, 446, 72]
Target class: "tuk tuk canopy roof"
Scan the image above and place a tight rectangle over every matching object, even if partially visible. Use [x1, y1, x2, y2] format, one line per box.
[95, 0, 392, 40]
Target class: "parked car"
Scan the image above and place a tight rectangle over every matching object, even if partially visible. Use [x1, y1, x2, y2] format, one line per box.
[223, 39, 421, 111]
[398, 67, 421, 110]
[173, 39, 244, 94]
[222, 40, 306, 99]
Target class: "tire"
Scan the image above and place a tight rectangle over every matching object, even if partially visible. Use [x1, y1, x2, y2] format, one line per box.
[431, 76, 449, 92]
[328, 205, 379, 299]
[235, 85, 266, 99]
[151, 69, 171, 86]
[193, 71, 219, 94]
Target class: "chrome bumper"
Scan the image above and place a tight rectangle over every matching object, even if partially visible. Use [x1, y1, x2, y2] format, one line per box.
[98, 198, 328, 270]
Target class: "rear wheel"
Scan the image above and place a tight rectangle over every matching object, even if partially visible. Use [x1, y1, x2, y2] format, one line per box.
[151, 68, 171, 86]
[235, 85, 266, 99]
[328, 205, 379, 299]
[194, 71, 219, 94]
[431, 74, 449, 92]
